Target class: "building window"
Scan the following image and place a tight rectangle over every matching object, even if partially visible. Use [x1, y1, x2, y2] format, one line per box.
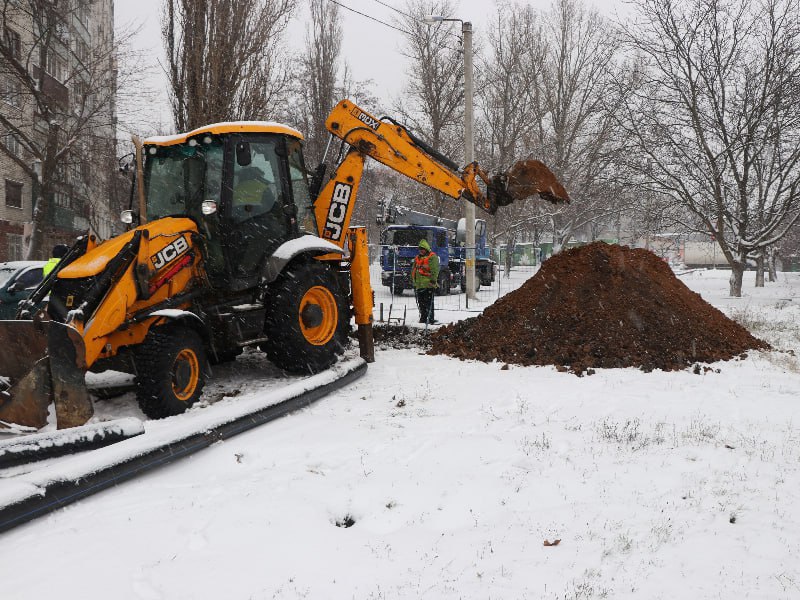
[75, 39, 89, 63]
[7, 234, 24, 261]
[54, 190, 71, 208]
[46, 51, 66, 82]
[5, 179, 23, 209]
[70, 162, 81, 185]
[77, 4, 90, 28]
[3, 27, 21, 60]
[2, 133, 20, 156]
[1, 76, 22, 107]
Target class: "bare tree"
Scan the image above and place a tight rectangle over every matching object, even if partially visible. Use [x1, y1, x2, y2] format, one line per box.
[477, 2, 551, 275]
[163, 0, 295, 132]
[526, 0, 626, 253]
[0, 0, 120, 258]
[394, 0, 464, 217]
[284, 0, 343, 168]
[618, 0, 800, 296]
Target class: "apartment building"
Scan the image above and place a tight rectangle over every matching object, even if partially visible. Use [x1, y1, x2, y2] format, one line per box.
[0, 0, 118, 261]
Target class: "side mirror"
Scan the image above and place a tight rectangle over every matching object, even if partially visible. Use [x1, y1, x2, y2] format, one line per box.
[7, 282, 20, 294]
[120, 209, 134, 224]
[236, 141, 252, 167]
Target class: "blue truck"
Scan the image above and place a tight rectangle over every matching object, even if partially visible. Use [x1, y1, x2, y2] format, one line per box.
[379, 205, 496, 295]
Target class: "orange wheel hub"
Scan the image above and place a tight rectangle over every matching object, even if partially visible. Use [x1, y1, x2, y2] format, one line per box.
[172, 349, 200, 401]
[299, 286, 338, 346]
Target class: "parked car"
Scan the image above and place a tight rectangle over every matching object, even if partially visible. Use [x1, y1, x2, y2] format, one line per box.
[0, 261, 46, 320]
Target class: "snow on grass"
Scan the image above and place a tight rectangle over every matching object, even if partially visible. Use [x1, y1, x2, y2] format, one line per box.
[2, 268, 800, 599]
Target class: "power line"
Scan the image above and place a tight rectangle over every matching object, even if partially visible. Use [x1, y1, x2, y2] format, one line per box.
[327, 0, 413, 37]
[368, 0, 464, 45]
[369, 0, 414, 20]
[329, 0, 463, 54]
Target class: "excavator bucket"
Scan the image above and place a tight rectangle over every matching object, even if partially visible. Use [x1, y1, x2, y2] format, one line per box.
[488, 160, 571, 207]
[0, 320, 93, 430]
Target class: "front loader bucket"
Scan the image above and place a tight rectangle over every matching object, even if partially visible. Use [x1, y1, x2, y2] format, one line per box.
[0, 320, 93, 430]
[489, 160, 571, 207]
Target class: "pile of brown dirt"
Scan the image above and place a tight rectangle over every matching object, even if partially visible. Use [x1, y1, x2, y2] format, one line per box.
[429, 242, 768, 374]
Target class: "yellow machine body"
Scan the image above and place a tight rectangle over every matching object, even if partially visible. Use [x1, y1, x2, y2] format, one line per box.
[0, 101, 566, 432]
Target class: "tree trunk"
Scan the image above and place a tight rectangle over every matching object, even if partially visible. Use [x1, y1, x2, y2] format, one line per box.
[25, 175, 50, 260]
[768, 247, 778, 282]
[504, 233, 516, 278]
[552, 221, 573, 255]
[755, 253, 765, 287]
[729, 262, 744, 297]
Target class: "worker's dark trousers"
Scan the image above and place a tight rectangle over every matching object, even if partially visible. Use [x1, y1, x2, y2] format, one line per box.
[416, 288, 435, 323]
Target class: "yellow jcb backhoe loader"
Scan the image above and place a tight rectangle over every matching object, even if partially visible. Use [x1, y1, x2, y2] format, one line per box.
[0, 99, 568, 431]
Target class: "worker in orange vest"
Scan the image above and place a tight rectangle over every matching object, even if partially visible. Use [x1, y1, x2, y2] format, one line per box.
[411, 239, 440, 324]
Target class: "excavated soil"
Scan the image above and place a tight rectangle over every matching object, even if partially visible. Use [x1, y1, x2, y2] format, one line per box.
[429, 242, 768, 374]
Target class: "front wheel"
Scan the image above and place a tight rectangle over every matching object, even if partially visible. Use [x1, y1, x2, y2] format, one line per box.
[261, 261, 349, 374]
[134, 326, 209, 419]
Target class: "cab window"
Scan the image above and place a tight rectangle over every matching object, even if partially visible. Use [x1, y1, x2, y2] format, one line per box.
[231, 141, 282, 224]
[287, 141, 316, 234]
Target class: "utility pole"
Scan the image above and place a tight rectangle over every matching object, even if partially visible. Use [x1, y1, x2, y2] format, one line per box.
[424, 14, 477, 302]
[463, 21, 476, 302]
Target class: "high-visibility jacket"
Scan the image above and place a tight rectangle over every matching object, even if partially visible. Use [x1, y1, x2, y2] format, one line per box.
[42, 257, 60, 278]
[411, 251, 439, 289]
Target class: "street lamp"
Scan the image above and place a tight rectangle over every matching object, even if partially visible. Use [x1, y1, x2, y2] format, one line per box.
[423, 14, 477, 301]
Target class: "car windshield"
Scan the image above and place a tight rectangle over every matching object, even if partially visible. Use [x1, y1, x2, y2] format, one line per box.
[0, 267, 17, 288]
[384, 229, 434, 247]
[144, 139, 223, 222]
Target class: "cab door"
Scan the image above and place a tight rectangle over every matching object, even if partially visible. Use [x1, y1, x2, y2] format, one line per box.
[221, 135, 293, 287]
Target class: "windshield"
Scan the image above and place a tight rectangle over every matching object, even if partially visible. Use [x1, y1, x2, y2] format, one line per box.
[384, 229, 434, 247]
[0, 267, 16, 288]
[144, 139, 223, 222]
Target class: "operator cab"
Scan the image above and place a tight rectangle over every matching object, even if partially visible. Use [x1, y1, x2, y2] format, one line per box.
[139, 122, 317, 289]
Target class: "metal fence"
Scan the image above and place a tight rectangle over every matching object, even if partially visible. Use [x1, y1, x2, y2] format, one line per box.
[370, 259, 538, 325]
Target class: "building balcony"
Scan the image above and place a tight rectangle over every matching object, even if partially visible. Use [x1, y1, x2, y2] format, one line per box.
[32, 66, 69, 107]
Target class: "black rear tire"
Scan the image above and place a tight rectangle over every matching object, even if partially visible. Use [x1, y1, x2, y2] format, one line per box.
[391, 281, 404, 295]
[134, 326, 208, 419]
[261, 261, 349, 374]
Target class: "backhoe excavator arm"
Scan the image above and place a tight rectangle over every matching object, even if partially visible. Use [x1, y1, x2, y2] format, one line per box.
[314, 100, 494, 245]
[312, 99, 570, 251]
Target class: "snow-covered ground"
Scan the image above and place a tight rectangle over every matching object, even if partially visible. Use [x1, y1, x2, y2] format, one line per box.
[3, 267, 800, 600]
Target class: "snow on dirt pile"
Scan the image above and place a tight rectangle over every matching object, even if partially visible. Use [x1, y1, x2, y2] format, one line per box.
[430, 241, 768, 373]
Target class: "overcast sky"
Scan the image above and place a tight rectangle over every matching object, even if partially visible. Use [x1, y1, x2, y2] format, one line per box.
[114, 0, 623, 135]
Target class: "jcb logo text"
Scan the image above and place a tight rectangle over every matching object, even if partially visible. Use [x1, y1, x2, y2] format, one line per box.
[151, 236, 189, 270]
[323, 182, 352, 241]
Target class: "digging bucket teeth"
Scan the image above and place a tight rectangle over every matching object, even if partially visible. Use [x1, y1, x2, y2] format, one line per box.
[0, 320, 93, 430]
